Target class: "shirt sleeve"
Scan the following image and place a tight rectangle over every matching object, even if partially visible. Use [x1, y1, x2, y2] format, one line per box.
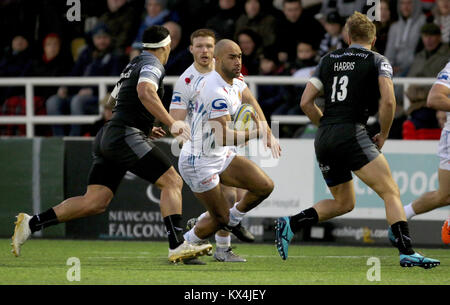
[374, 54, 393, 79]
[138, 64, 163, 90]
[309, 57, 324, 92]
[235, 73, 248, 93]
[208, 91, 231, 120]
[435, 62, 450, 88]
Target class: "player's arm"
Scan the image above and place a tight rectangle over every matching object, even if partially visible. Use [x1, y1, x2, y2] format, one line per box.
[242, 87, 281, 157]
[300, 81, 323, 126]
[374, 76, 396, 148]
[427, 84, 450, 111]
[209, 114, 260, 146]
[137, 82, 176, 128]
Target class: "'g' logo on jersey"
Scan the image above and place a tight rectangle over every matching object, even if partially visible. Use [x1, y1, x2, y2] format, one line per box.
[437, 72, 449, 82]
[212, 99, 228, 110]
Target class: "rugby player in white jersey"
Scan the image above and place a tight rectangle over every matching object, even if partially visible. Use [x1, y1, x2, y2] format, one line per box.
[169, 29, 251, 262]
[179, 39, 281, 250]
[389, 61, 450, 244]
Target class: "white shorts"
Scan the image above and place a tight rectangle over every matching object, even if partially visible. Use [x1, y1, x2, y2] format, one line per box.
[179, 148, 237, 193]
[438, 129, 450, 171]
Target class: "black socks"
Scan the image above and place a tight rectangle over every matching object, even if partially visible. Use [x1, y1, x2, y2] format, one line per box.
[390, 221, 415, 255]
[163, 214, 184, 250]
[289, 207, 319, 233]
[28, 208, 59, 233]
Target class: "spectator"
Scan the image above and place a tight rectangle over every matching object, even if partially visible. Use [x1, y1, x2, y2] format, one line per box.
[408, 23, 450, 78]
[0, 33, 33, 104]
[374, 0, 393, 55]
[85, 93, 115, 137]
[46, 23, 124, 136]
[30, 33, 74, 136]
[99, 0, 140, 53]
[163, 21, 191, 76]
[236, 28, 263, 75]
[257, 46, 293, 119]
[206, 0, 243, 40]
[290, 40, 319, 77]
[318, 11, 346, 57]
[134, 0, 180, 44]
[275, 0, 325, 64]
[317, 0, 366, 20]
[432, 0, 450, 43]
[384, 0, 426, 76]
[402, 85, 440, 139]
[235, 0, 277, 47]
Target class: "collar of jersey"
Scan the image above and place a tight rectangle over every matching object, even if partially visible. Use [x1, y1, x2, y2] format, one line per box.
[348, 43, 367, 50]
[212, 70, 233, 89]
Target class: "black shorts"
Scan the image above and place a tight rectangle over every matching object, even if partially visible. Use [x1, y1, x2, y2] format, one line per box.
[87, 122, 172, 193]
[314, 123, 380, 187]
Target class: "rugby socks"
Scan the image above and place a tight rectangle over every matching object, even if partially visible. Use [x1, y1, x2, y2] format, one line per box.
[183, 228, 203, 244]
[163, 214, 184, 249]
[228, 202, 246, 227]
[215, 234, 231, 249]
[289, 207, 319, 233]
[28, 208, 59, 233]
[404, 203, 416, 220]
[390, 221, 415, 255]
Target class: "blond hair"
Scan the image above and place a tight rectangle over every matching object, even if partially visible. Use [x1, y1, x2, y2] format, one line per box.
[345, 11, 376, 44]
[190, 29, 216, 45]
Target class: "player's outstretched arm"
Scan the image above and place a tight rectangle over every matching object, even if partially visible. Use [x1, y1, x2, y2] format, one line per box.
[137, 82, 190, 142]
[427, 83, 450, 112]
[300, 82, 322, 126]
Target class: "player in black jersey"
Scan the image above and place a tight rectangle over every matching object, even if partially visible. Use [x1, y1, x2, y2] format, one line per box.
[275, 12, 440, 268]
[11, 26, 212, 263]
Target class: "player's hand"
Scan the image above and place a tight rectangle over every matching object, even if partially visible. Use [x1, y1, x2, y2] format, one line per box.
[149, 126, 166, 140]
[266, 133, 281, 159]
[170, 120, 191, 144]
[372, 133, 387, 150]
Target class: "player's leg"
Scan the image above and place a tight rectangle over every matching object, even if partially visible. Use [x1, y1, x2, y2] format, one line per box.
[275, 178, 355, 260]
[219, 155, 274, 214]
[407, 169, 450, 217]
[129, 147, 212, 263]
[12, 162, 121, 257]
[213, 185, 246, 262]
[354, 154, 440, 268]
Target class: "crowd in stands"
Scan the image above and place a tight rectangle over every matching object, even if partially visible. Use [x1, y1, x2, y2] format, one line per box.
[0, 0, 448, 138]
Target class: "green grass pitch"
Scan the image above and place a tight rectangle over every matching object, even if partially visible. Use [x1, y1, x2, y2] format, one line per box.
[0, 239, 448, 285]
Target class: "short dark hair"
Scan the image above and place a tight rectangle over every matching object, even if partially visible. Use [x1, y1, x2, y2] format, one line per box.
[421, 23, 441, 36]
[142, 25, 170, 50]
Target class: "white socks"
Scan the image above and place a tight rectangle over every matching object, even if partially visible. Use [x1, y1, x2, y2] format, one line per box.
[215, 234, 231, 249]
[183, 228, 203, 244]
[404, 202, 416, 220]
[228, 202, 246, 227]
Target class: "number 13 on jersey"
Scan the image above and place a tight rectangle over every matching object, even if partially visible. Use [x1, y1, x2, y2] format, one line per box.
[331, 75, 349, 102]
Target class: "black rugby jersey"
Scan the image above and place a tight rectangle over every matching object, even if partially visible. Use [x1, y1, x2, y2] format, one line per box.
[310, 44, 393, 126]
[110, 52, 166, 135]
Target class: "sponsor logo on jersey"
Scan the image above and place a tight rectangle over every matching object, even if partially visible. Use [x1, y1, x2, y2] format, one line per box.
[212, 98, 228, 110]
[437, 72, 449, 81]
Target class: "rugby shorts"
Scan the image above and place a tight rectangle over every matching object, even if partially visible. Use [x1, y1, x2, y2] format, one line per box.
[88, 121, 172, 193]
[178, 147, 236, 193]
[438, 129, 450, 171]
[314, 123, 380, 187]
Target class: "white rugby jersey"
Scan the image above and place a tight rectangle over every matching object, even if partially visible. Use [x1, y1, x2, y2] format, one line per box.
[435, 61, 450, 131]
[170, 63, 212, 125]
[181, 70, 247, 157]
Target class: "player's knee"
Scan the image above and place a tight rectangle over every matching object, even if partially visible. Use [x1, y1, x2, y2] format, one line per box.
[257, 177, 274, 198]
[85, 194, 112, 215]
[210, 210, 229, 227]
[84, 193, 113, 215]
[157, 169, 183, 190]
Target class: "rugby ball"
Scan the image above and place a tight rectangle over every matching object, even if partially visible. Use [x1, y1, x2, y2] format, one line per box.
[233, 104, 256, 131]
